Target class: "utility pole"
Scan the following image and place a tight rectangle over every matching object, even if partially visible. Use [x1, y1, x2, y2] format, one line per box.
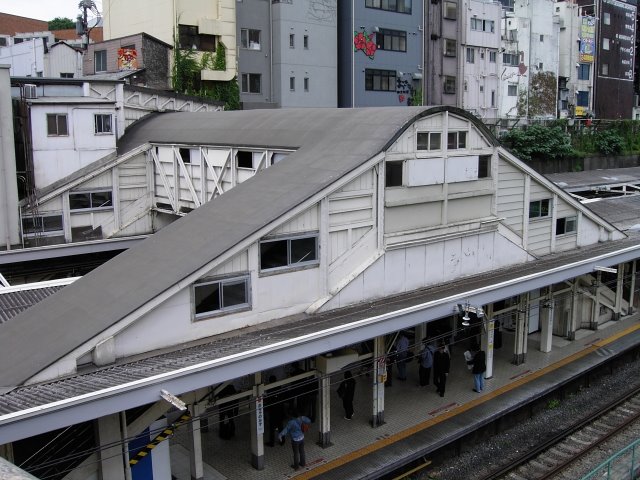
[76, 0, 100, 50]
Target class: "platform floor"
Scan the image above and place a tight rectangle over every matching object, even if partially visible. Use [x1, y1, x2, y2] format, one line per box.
[170, 314, 640, 480]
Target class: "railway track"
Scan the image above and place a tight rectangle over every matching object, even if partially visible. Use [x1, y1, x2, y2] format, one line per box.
[489, 387, 640, 480]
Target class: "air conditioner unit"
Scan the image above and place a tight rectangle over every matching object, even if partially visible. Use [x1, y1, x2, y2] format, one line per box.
[23, 84, 37, 99]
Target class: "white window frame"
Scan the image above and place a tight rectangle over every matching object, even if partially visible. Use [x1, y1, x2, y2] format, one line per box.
[94, 50, 107, 73]
[259, 233, 319, 273]
[21, 214, 64, 238]
[466, 47, 475, 63]
[417, 131, 442, 151]
[447, 131, 467, 150]
[240, 28, 261, 50]
[47, 114, 68, 136]
[69, 189, 113, 211]
[94, 114, 113, 135]
[556, 216, 577, 235]
[241, 73, 261, 94]
[194, 275, 250, 319]
[529, 199, 551, 219]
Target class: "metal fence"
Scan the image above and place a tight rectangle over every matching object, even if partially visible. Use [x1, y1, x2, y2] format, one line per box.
[580, 437, 640, 480]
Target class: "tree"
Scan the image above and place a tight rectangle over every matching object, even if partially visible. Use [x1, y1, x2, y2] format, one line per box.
[499, 125, 574, 161]
[48, 17, 75, 30]
[516, 72, 558, 119]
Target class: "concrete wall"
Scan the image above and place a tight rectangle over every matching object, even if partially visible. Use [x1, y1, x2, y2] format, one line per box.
[0, 65, 19, 249]
[272, 0, 337, 107]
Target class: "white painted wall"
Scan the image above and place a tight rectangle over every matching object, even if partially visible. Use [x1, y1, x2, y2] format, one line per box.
[0, 38, 45, 77]
[29, 104, 117, 188]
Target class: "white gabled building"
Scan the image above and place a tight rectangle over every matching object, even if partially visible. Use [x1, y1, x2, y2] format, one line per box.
[0, 106, 637, 479]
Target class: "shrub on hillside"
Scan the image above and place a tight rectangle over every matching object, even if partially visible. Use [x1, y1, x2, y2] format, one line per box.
[594, 130, 624, 155]
[499, 125, 574, 162]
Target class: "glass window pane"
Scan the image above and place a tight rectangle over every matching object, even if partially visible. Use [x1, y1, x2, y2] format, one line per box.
[195, 283, 220, 314]
[91, 191, 113, 208]
[447, 132, 457, 149]
[222, 280, 247, 308]
[58, 116, 68, 135]
[291, 237, 317, 264]
[42, 215, 63, 232]
[430, 132, 441, 150]
[417, 132, 429, 150]
[47, 115, 57, 135]
[458, 131, 467, 148]
[260, 239, 288, 269]
[69, 193, 91, 210]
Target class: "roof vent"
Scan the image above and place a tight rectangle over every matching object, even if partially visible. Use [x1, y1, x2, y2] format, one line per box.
[23, 84, 37, 99]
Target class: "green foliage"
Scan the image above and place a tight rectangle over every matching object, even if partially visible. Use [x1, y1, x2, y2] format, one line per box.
[409, 87, 423, 106]
[594, 130, 624, 155]
[546, 399, 561, 409]
[48, 17, 75, 30]
[516, 72, 558, 119]
[172, 46, 200, 94]
[499, 125, 574, 161]
[214, 42, 226, 71]
[172, 37, 239, 110]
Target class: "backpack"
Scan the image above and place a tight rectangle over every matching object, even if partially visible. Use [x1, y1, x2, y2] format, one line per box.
[300, 418, 310, 433]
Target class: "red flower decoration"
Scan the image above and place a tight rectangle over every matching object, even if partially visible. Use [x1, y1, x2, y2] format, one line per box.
[353, 31, 377, 59]
[399, 94, 405, 103]
[364, 40, 377, 57]
[353, 32, 367, 51]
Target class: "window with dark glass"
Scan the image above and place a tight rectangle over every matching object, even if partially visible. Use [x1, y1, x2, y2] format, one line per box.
[241, 73, 261, 93]
[94, 114, 112, 134]
[21, 215, 63, 235]
[376, 29, 406, 52]
[529, 199, 551, 219]
[444, 39, 456, 56]
[443, 76, 456, 94]
[47, 114, 68, 136]
[194, 276, 250, 317]
[94, 50, 107, 72]
[444, 1, 457, 19]
[260, 234, 319, 271]
[556, 216, 577, 235]
[179, 148, 191, 164]
[241, 28, 261, 50]
[69, 190, 113, 210]
[417, 132, 442, 150]
[365, 69, 397, 91]
[447, 131, 467, 149]
[237, 150, 253, 168]
[578, 64, 590, 80]
[385, 161, 403, 187]
[478, 155, 490, 178]
[365, 0, 412, 13]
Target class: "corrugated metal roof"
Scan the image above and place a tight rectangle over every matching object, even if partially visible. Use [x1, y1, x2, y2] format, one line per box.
[546, 166, 640, 191]
[587, 196, 640, 231]
[1, 106, 495, 389]
[0, 286, 64, 324]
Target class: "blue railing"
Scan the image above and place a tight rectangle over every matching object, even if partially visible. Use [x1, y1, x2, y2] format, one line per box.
[581, 437, 640, 480]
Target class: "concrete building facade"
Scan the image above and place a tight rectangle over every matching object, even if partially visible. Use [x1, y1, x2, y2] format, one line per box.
[338, 1, 424, 107]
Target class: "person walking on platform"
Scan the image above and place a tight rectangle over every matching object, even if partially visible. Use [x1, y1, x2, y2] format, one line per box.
[396, 333, 409, 381]
[418, 340, 435, 386]
[469, 346, 487, 392]
[433, 341, 451, 397]
[337, 370, 356, 419]
[278, 411, 311, 471]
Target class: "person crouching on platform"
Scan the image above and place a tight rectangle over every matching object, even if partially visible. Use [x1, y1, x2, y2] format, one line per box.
[278, 411, 311, 471]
